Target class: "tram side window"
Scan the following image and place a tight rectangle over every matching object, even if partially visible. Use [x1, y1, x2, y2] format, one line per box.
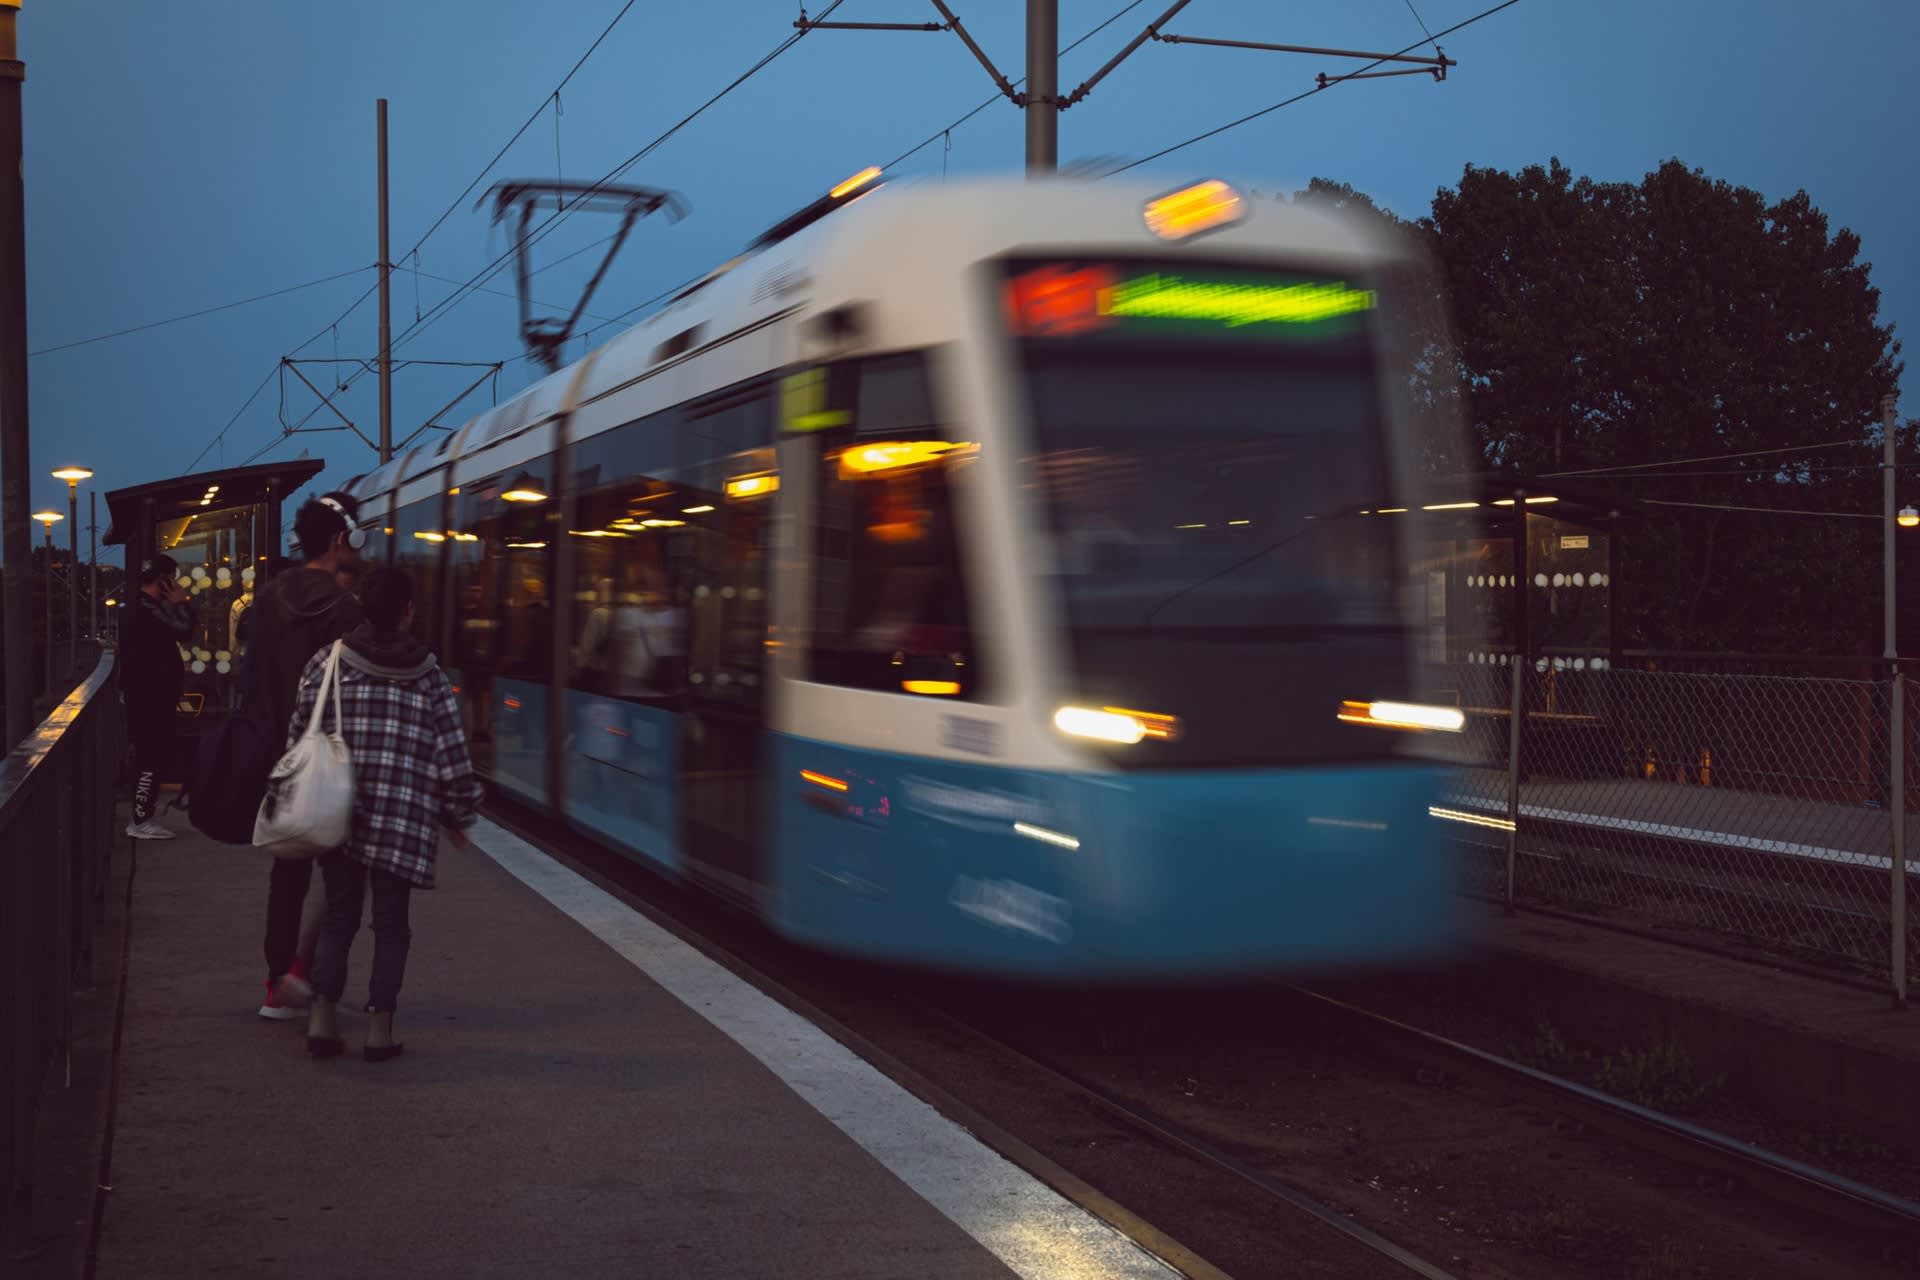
[393, 497, 445, 646]
[453, 461, 558, 682]
[683, 388, 776, 708]
[809, 352, 981, 699]
[570, 408, 690, 700]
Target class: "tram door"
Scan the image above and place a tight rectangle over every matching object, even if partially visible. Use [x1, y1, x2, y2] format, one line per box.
[679, 385, 777, 905]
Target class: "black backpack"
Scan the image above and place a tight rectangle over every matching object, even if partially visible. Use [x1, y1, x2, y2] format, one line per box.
[187, 704, 281, 845]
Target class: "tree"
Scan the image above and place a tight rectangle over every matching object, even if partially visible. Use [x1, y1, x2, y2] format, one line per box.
[1317, 159, 1905, 655]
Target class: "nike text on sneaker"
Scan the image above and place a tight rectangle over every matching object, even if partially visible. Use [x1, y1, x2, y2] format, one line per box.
[125, 821, 177, 840]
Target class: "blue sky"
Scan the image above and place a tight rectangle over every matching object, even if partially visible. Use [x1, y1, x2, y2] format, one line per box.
[17, 1, 1918, 529]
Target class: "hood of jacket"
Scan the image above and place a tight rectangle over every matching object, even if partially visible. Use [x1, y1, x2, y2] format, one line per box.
[340, 622, 436, 681]
[274, 566, 357, 622]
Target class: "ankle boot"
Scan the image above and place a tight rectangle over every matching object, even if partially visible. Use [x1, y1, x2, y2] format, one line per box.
[363, 1009, 404, 1063]
[306, 996, 343, 1059]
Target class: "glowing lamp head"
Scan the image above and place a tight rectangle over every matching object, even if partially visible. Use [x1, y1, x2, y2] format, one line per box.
[32, 510, 62, 526]
[1900, 506, 1920, 529]
[1143, 180, 1245, 241]
[52, 466, 93, 483]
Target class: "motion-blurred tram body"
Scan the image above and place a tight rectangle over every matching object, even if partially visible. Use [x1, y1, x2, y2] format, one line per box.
[341, 173, 1470, 978]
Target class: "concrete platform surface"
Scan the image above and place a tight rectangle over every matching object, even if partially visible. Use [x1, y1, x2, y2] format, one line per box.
[93, 816, 1171, 1280]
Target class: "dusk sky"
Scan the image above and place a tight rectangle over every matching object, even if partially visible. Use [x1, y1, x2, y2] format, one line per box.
[17, 1, 1918, 530]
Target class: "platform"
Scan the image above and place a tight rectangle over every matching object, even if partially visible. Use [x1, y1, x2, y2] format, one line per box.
[50, 808, 1178, 1280]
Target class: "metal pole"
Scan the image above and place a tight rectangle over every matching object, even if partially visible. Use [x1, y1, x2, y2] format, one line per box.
[1893, 670, 1908, 1010]
[0, 2, 29, 749]
[1887, 394, 1907, 1008]
[1506, 653, 1522, 913]
[377, 97, 392, 464]
[64, 478, 75, 671]
[41, 523, 51, 695]
[88, 488, 97, 639]
[1025, 0, 1057, 173]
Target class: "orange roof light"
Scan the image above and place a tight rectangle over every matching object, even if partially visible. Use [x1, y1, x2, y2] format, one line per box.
[830, 166, 883, 200]
[1143, 180, 1245, 241]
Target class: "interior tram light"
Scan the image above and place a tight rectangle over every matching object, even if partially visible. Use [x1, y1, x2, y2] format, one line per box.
[726, 473, 779, 500]
[501, 472, 548, 503]
[839, 441, 977, 476]
[1053, 705, 1182, 746]
[1143, 180, 1245, 241]
[1337, 700, 1466, 733]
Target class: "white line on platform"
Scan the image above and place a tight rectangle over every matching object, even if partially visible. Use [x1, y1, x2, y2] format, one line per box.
[1443, 793, 1915, 871]
[468, 818, 1182, 1280]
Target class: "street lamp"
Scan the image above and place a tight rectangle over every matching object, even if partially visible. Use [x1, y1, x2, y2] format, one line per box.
[52, 466, 90, 660]
[1901, 506, 1920, 530]
[32, 509, 61, 693]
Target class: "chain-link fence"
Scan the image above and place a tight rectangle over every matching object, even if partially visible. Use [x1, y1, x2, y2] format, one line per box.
[1418, 660, 1917, 992]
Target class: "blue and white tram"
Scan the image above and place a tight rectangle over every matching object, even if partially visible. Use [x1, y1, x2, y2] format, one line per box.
[341, 172, 1473, 978]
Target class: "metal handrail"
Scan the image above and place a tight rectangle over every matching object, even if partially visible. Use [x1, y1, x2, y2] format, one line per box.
[2, 646, 122, 1248]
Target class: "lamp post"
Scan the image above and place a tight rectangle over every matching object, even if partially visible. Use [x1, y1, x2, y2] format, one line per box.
[52, 466, 89, 665]
[32, 507, 59, 693]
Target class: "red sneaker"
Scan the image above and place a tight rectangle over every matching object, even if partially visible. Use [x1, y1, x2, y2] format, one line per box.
[257, 976, 305, 1021]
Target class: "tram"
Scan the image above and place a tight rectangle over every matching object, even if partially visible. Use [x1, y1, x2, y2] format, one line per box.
[339, 170, 1473, 978]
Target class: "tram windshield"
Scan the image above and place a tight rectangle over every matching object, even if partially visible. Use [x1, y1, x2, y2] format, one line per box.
[1005, 258, 1411, 766]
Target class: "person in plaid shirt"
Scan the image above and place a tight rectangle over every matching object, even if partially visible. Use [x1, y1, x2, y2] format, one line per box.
[292, 566, 483, 1062]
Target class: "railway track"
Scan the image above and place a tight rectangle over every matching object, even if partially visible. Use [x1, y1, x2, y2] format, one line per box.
[491, 801, 1920, 1277]
[1286, 987, 1920, 1264]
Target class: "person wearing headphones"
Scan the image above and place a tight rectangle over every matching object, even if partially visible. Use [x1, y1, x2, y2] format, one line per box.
[122, 553, 195, 840]
[245, 492, 367, 1019]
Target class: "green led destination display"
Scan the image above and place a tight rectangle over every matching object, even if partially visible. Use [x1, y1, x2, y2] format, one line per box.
[1003, 261, 1377, 342]
[1103, 273, 1375, 327]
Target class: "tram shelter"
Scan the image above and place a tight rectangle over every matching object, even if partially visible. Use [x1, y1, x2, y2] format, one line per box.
[102, 459, 324, 756]
[1412, 473, 1637, 671]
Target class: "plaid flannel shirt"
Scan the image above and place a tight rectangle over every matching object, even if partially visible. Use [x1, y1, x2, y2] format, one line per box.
[288, 644, 483, 888]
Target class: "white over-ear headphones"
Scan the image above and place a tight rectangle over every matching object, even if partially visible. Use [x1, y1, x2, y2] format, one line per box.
[318, 495, 367, 550]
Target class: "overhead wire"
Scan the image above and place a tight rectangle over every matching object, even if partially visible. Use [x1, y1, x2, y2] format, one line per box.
[29, 265, 372, 358]
[214, 3, 846, 469]
[883, 0, 1152, 172]
[1105, 0, 1527, 175]
[1543, 439, 1868, 477]
[383, 0, 848, 364]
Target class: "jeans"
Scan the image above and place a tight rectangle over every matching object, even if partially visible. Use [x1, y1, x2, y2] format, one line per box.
[311, 852, 414, 1013]
[263, 857, 316, 981]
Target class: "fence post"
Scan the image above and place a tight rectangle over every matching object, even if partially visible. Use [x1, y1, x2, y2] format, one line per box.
[1506, 654, 1524, 913]
[1893, 668, 1908, 1010]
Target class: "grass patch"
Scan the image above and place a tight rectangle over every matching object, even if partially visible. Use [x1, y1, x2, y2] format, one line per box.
[1593, 1041, 1724, 1113]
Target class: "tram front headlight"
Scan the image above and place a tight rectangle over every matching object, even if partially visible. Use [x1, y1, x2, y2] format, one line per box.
[1337, 700, 1465, 733]
[1053, 705, 1181, 745]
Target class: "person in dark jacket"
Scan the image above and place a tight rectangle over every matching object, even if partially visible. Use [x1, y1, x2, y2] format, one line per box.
[297, 567, 481, 1062]
[121, 555, 194, 839]
[249, 492, 366, 1020]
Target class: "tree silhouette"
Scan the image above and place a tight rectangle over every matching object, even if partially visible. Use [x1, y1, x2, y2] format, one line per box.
[1303, 160, 1909, 655]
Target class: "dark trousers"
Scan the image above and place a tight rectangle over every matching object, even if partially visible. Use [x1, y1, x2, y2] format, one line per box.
[126, 698, 174, 823]
[263, 856, 316, 981]
[312, 852, 414, 1013]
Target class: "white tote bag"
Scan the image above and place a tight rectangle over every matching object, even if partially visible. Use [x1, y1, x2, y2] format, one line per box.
[253, 640, 355, 858]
